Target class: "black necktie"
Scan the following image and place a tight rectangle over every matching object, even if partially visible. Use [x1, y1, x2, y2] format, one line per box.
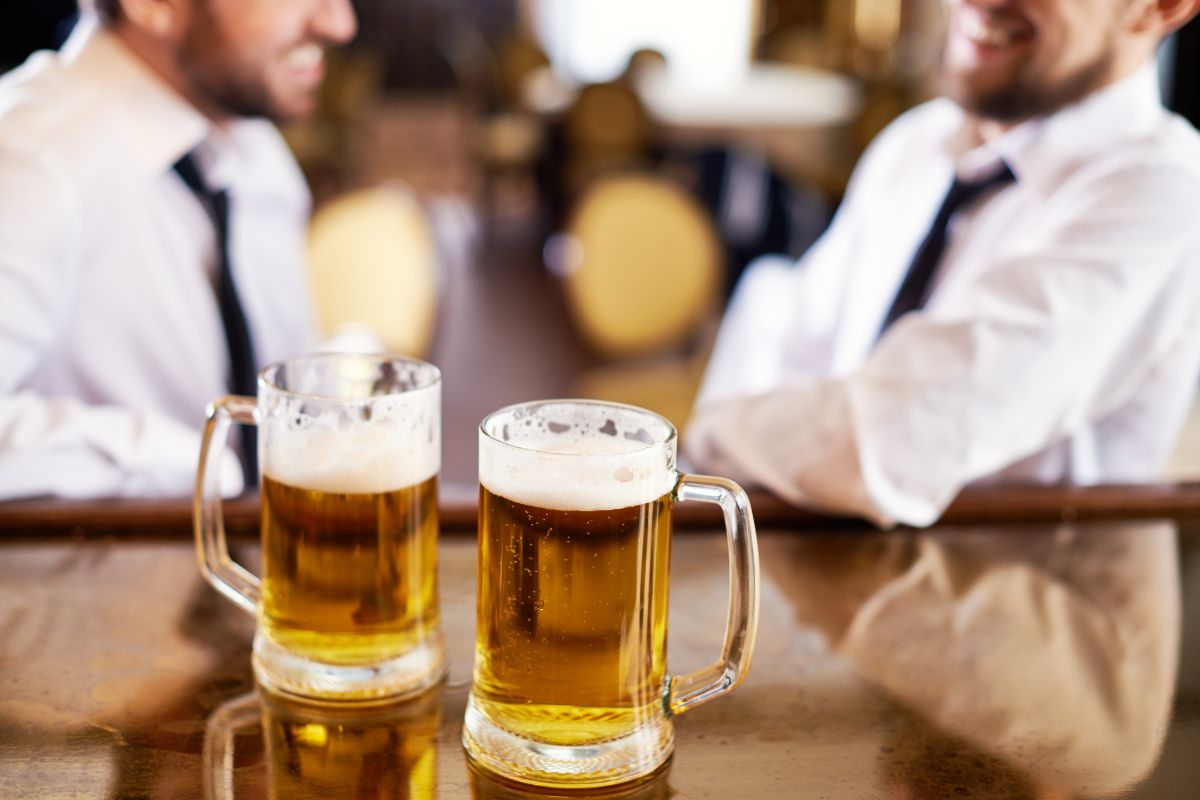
[877, 163, 1015, 337]
[173, 152, 259, 485]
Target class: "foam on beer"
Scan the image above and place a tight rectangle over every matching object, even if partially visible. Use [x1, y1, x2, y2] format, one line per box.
[263, 393, 440, 494]
[479, 403, 676, 511]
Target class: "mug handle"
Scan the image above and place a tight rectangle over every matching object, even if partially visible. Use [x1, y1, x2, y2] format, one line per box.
[194, 395, 261, 616]
[668, 474, 760, 715]
[202, 690, 260, 800]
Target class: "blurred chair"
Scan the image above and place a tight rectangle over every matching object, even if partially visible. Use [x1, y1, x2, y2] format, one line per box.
[495, 34, 553, 110]
[554, 174, 723, 428]
[307, 185, 439, 358]
[559, 82, 654, 198]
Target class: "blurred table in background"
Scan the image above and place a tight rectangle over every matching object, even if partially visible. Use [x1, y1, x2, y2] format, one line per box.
[635, 63, 862, 194]
[522, 62, 864, 197]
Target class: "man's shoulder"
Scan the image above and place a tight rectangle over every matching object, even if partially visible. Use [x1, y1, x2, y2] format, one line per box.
[1138, 113, 1200, 176]
[0, 48, 118, 178]
[1026, 70, 1200, 196]
[1, 48, 88, 135]
[1051, 112, 1200, 210]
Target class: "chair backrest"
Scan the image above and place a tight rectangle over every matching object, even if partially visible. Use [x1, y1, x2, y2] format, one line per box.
[561, 173, 722, 359]
[560, 83, 653, 193]
[307, 185, 438, 358]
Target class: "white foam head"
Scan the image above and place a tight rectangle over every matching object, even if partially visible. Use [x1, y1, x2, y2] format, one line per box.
[260, 355, 440, 494]
[479, 400, 677, 511]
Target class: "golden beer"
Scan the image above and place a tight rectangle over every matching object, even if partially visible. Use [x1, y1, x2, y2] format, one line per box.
[260, 474, 440, 666]
[464, 399, 757, 788]
[196, 354, 445, 702]
[473, 486, 672, 745]
[261, 688, 441, 799]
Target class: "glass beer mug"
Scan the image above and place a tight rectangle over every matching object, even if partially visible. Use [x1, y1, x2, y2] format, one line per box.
[464, 399, 760, 787]
[195, 354, 445, 702]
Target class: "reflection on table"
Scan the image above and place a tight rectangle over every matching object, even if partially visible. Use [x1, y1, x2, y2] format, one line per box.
[761, 521, 1179, 798]
[205, 687, 442, 800]
[0, 518, 1196, 798]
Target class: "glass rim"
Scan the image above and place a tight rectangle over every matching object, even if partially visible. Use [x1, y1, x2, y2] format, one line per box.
[257, 352, 441, 403]
[478, 398, 678, 458]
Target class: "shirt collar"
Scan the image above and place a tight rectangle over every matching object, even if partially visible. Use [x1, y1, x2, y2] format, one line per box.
[63, 16, 211, 177]
[944, 63, 1165, 194]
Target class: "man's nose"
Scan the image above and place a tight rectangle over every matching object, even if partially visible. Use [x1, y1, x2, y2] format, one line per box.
[311, 0, 357, 45]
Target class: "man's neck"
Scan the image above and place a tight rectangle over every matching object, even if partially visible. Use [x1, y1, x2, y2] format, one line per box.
[109, 21, 231, 126]
[974, 117, 1017, 144]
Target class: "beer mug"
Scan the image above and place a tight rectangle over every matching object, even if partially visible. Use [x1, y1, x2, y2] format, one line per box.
[195, 353, 445, 702]
[204, 686, 442, 799]
[463, 399, 760, 787]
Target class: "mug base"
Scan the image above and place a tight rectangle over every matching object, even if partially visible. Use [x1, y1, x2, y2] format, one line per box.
[462, 693, 674, 788]
[252, 632, 447, 705]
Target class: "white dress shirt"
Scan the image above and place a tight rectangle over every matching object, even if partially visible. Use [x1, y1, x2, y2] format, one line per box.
[686, 64, 1200, 527]
[0, 19, 317, 500]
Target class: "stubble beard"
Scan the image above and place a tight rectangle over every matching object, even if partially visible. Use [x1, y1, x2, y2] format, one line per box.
[939, 39, 1119, 123]
[176, 6, 287, 122]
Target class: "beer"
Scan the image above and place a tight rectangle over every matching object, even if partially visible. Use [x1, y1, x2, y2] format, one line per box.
[196, 353, 445, 702]
[474, 485, 672, 745]
[465, 399, 757, 787]
[471, 401, 678, 749]
[261, 688, 441, 799]
[260, 473, 439, 666]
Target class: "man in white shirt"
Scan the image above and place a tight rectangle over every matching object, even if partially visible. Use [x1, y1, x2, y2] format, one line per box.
[685, 0, 1200, 527]
[0, 0, 356, 499]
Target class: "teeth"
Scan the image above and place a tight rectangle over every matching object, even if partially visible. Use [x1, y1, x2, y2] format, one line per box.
[286, 43, 323, 70]
[959, 8, 1015, 46]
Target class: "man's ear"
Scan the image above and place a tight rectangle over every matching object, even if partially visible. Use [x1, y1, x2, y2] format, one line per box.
[1128, 0, 1200, 35]
[115, 0, 189, 38]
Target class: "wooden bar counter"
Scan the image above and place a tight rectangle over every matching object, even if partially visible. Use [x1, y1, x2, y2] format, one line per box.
[6, 480, 1200, 537]
[2, 503, 1199, 798]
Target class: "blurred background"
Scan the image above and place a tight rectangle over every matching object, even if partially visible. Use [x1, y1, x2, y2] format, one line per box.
[6, 1, 1196, 200]
[4, 0, 1199, 483]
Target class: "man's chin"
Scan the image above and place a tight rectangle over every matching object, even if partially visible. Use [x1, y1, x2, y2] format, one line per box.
[191, 81, 318, 124]
[941, 71, 1028, 122]
[265, 92, 320, 124]
[939, 49, 1118, 124]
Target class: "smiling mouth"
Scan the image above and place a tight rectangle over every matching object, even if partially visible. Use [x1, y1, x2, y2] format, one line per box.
[285, 43, 324, 71]
[956, 6, 1032, 48]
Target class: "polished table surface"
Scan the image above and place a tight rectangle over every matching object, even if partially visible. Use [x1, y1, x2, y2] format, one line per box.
[2, 518, 1199, 799]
